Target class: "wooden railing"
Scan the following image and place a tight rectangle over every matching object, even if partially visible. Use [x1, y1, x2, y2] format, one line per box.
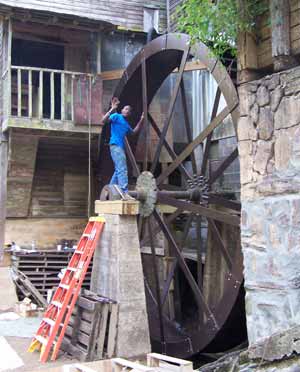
[5, 66, 94, 122]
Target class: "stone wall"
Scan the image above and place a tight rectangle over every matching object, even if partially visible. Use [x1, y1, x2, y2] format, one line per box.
[238, 66, 300, 345]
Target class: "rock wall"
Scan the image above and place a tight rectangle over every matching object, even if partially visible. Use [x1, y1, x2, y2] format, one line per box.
[238, 66, 300, 344]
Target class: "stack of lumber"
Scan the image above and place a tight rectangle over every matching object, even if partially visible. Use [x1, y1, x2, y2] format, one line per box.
[11, 250, 92, 300]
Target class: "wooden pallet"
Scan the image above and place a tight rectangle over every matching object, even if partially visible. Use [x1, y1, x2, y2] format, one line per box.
[112, 354, 194, 372]
[11, 250, 92, 300]
[62, 290, 119, 362]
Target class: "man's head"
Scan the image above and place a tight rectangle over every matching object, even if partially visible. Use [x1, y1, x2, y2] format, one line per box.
[121, 105, 132, 118]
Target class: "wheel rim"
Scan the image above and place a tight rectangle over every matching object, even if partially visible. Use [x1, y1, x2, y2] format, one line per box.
[111, 33, 243, 356]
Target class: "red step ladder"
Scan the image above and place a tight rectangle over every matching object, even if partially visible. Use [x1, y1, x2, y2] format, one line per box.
[28, 216, 105, 363]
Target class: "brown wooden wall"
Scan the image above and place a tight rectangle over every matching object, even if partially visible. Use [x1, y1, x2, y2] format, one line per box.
[0, 0, 167, 32]
[30, 138, 90, 218]
[257, 0, 300, 69]
[169, 0, 182, 31]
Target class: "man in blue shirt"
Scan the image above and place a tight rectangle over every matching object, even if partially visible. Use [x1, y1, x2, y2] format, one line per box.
[102, 97, 144, 197]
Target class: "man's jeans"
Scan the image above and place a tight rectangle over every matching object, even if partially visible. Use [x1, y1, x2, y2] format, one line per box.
[109, 145, 128, 193]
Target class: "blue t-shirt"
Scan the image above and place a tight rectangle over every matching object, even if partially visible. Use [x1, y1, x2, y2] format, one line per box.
[109, 113, 133, 150]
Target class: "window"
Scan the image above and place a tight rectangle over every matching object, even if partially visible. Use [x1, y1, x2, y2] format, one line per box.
[143, 8, 159, 32]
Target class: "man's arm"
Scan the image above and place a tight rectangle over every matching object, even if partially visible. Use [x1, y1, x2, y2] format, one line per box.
[101, 97, 119, 125]
[132, 112, 144, 134]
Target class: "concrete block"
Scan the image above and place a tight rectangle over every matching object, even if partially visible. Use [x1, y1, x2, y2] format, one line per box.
[91, 213, 151, 358]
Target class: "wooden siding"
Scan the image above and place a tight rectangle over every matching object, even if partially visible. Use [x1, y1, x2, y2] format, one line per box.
[169, 0, 182, 32]
[30, 138, 93, 218]
[5, 217, 87, 248]
[0, 0, 167, 32]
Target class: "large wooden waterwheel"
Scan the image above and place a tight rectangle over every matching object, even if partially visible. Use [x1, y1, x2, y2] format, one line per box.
[100, 33, 244, 357]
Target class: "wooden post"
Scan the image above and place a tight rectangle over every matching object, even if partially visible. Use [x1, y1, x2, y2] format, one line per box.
[61, 72, 65, 121]
[0, 133, 8, 263]
[237, 0, 260, 83]
[17, 68, 21, 117]
[50, 71, 55, 120]
[71, 75, 74, 122]
[28, 70, 32, 118]
[270, 0, 297, 71]
[39, 70, 43, 119]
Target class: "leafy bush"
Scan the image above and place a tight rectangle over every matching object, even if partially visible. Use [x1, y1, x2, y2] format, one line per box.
[177, 0, 267, 58]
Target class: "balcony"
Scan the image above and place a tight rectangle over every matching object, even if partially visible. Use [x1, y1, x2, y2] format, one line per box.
[2, 66, 102, 135]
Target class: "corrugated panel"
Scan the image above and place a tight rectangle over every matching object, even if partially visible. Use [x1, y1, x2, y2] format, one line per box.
[0, 0, 167, 32]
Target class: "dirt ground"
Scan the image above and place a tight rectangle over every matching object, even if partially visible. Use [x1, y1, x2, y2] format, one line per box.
[5, 336, 73, 371]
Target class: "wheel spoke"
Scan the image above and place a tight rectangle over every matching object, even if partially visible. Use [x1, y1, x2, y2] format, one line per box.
[157, 193, 240, 226]
[207, 194, 241, 212]
[141, 55, 149, 171]
[147, 217, 166, 346]
[196, 216, 203, 289]
[180, 80, 197, 174]
[201, 88, 221, 175]
[161, 213, 194, 307]
[125, 138, 140, 177]
[153, 209, 218, 325]
[150, 47, 190, 174]
[207, 218, 233, 270]
[156, 105, 235, 186]
[140, 209, 181, 247]
[209, 148, 238, 185]
[148, 113, 192, 181]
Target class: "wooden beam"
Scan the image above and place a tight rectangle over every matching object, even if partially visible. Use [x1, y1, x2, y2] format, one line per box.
[95, 200, 139, 215]
[270, 0, 297, 71]
[237, 0, 260, 83]
[0, 133, 8, 263]
[100, 61, 207, 82]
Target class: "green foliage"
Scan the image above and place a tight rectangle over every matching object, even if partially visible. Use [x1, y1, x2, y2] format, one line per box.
[176, 0, 267, 58]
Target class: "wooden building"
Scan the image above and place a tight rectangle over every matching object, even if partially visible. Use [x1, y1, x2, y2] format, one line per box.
[0, 0, 167, 252]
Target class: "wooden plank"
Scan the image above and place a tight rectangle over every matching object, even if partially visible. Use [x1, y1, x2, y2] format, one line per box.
[71, 75, 74, 122]
[99, 61, 206, 82]
[96, 303, 109, 359]
[28, 69, 32, 117]
[95, 200, 139, 215]
[50, 71, 55, 120]
[106, 304, 119, 358]
[17, 68, 21, 117]
[147, 353, 193, 371]
[39, 70, 43, 119]
[87, 304, 102, 361]
[112, 358, 155, 372]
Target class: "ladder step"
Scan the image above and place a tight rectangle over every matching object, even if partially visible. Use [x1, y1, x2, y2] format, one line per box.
[75, 250, 84, 254]
[52, 301, 63, 308]
[59, 284, 70, 290]
[67, 267, 77, 272]
[43, 317, 55, 327]
[82, 233, 90, 238]
[35, 335, 48, 345]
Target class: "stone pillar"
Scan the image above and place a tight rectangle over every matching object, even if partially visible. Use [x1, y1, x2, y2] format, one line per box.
[91, 200, 151, 358]
[238, 66, 300, 345]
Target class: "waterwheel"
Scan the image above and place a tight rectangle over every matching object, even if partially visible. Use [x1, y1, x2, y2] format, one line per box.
[100, 33, 244, 357]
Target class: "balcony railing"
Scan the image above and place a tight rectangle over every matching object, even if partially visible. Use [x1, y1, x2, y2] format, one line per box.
[3, 65, 98, 125]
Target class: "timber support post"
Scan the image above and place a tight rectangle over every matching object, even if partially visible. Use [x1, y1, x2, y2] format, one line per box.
[270, 0, 298, 72]
[0, 132, 8, 263]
